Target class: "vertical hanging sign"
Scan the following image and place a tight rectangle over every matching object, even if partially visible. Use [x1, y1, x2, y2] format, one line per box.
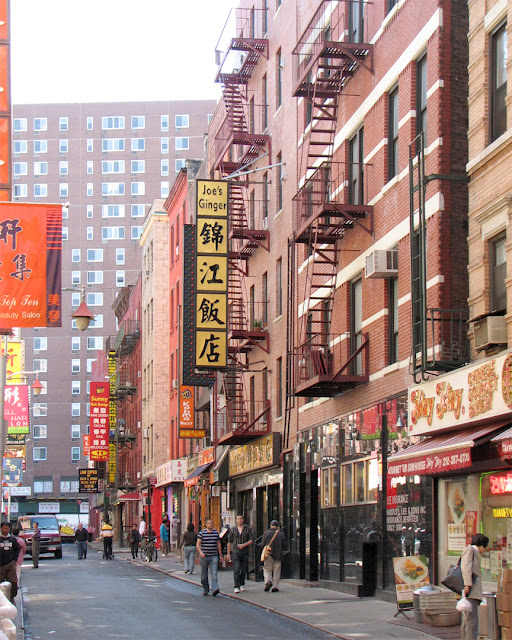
[194, 180, 229, 369]
[89, 382, 109, 461]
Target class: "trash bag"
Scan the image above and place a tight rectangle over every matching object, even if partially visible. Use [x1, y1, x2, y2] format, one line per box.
[456, 595, 472, 613]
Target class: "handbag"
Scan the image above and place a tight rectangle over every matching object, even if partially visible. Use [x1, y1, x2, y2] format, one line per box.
[260, 530, 279, 562]
[441, 555, 477, 594]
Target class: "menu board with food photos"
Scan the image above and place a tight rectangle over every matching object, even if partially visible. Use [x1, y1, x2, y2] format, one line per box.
[446, 480, 469, 555]
[393, 555, 430, 608]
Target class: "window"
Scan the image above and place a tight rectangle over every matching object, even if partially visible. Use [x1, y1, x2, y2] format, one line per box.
[131, 204, 145, 218]
[116, 270, 125, 286]
[321, 467, 336, 507]
[131, 181, 145, 196]
[349, 0, 364, 43]
[161, 137, 169, 153]
[59, 183, 68, 198]
[71, 337, 81, 351]
[87, 205, 93, 218]
[13, 140, 27, 154]
[62, 227, 68, 241]
[131, 160, 145, 173]
[71, 291, 81, 307]
[86, 226, 93, 240]
[131, 115, 145, 129]
[491, 23, 508, 142]
[87, 183, 93, 196]
[86, 358, 96, 373]
[175, 137, 189, 150]
[276, 257, 282, 316]
[72, 381, 81, 395]
[349, 127, 364, 205]
[262, 272, 268, 324]
[388, 87, 399, 180]
[116, 248, 125, 265]
[131, 226, 143, 240]
[161, 159, 169, 176]
[33, 403, 47, 416]
[33, 140, 47, 154]
[161, 115, 169, 131]
[13, 184, 27, 198]
[71, 402, 80, 417]
[34, 184, 47, 198]
[33, 425, 47, 439]
[175, 159, 186, 172]
[102, 204, 125, 218]
[416, 55, 427, 148]
[71, 447, 80, 462]
[175, 114, 189, 128]
[263, 172, 269, 221]
[87, 139, 93, 152]
[59, 139, 68, 153]
[72, 249, 81, 263]
[87, 292, 104, 306]
[341, 459, 379, 504]
[276, 49, 282, 108]
[491, 234, 507, 312]
[33, 447, 47, 461]
[351, 277, 363, 375]
[388, 0, 399, 11]
[388, 277, 399, 364]
[13, 118, 27, 132]
[276, 152, 283, 211]
[102, 182, 125, 196]
[87, 161, 94, 174]
[87, 249, 103, 262]
[34, 117, 47, 131]
[33, 161, 47, 176]
[87, 337, 103, 350]
[161, 182, 169, 198]
[262, 74, 268, 129]
[59, 161, 68, 176]
[71, 424, 80, 439]
[71, 359, 80, 373]
[102, 227, 125, 240]
[34, 480, 53, 493]
[59, 116, 68, 131]
[276, 356, 283, 417]
[72, 271, 80, 286]
[33, 358, 47, 372]
[131, 138, 145, 151]
[34, 337, 47, 351]
[61, 480, 79, 492]
[87, 116, 93, 130]
[102, 138, 125, 152]
[90, 314, 103, 329]
[62, 206, 69, 219]
[13, 162, 27, 177]
[102, 116, 125, 129]
[87, 270, 103, 284]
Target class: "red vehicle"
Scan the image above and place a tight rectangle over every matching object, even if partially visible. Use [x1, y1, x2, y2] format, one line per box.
[16, 515, 63, 559]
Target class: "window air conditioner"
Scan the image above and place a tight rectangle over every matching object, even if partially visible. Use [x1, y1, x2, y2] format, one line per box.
[365, 250, 398, 278]
[172, 379, 178, 390]
[262, 217, 268, 230]
[143, 428, 150, 438]
[473, 315, 507, 350]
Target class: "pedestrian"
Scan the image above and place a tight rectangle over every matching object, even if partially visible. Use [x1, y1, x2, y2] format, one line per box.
[461, 533, 489, 640]
[128, 524, 141, 559]
[160, 519, 170, 556]
[197, 519, 223, 596]
[139, 516, 146, 538]
[227, 515, 253, 593]
[74, 522, 88, 559]
[261, 520, 287, 593]
[31, 520, 40, 568]
[86, 523, 94, 542]
[180, 522, 198, 574]
[101, 519, 114, 559]
[0, 522, 20, 603]
[12, 527, 25, 585]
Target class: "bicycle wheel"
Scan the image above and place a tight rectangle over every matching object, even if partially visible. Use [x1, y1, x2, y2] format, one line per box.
[141, 546, 148, 562]
[153, 547, 157, 562]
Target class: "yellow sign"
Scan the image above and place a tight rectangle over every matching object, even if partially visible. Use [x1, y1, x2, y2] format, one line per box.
[109, 443, 116, 484]
[194, 179, 229, 370]
[1, 341, 25, 380]
[228, 434, 281, 476]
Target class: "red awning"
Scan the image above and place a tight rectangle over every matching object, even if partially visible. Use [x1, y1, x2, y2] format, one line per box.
[492, 427, 512, 459]
[118, 492, 140, 502]
[388, 422, 510, 477]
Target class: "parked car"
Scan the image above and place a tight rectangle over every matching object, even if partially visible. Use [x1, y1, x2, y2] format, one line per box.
[16, 515, 63, 559]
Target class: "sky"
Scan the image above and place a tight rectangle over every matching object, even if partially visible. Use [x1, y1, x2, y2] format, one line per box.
[10, 0, 236, 104]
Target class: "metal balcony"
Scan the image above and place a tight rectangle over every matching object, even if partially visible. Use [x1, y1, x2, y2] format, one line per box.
[216, 399, 271, 445]
[228, 300, 269, 354]
[115, 319, 141, 358]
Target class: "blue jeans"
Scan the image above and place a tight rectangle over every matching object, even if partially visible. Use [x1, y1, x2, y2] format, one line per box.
[77, 540, 87, 559]
[184, 545, 196, 573]
[200, 555, 219, 593]
[232, 552, 248, 588]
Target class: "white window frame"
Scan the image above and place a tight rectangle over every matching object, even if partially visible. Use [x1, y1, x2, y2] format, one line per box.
[71, 402, 80, 417]
[131, 115, 145, 129]
[33, 447, 47, 461]
[13, 162, 27, 176]
[59, 161, 68, 176]
[59, 183, 69, 198]
[131, 226, 143, 240]
[72, 249, 81, 263]
[116, 270, 125, 287]
[175, 137, 189, 150]
[71, 337, 81, 351]
[116, 248, 125, 265]
[87, 292, 104, 306]
[131, 138, 145, 151]
[161, 137, 169, 153]
[13, 184, 27, 198]
[59, 116, 68, 131]
[33, 161, 48, 176]
[102, 116, 125, 130]
[102, 182, 125, 196]
[87, 117, 93, 130]
[102, 227, 125, 241]
[33, 184, 48, 198]
[101, 138, 125, 152]
[87, 270, 104, 285]
[131, 160, 145, 174]
[161, 159, 169, 176]
[71, 447, 81, 462]
[33, 117, 47, 131]
[102, 204, 125, 218]
[71, 424, 81, 439]
[86, 205, 94, 218]
[87, 337, 103, 350]
[13, 140, 27, 154]
[34, 337, 47, 351]
[71, 359, 80, 373]
[131, 181, 145, 196]
[161, 115, 169, 131]
[13, 118, 27, 132]
[59, 139, 68, 153]
[175, 114, 189, 128]
[33, 424, 47, 439]
[87, 249, 103, 262]
[34, 140, 47, 154]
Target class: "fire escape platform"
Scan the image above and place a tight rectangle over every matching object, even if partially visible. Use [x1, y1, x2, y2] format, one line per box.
[295, 203, 373, 244]
[230, 228, 270, 256]
[216, 38, 269, 84]
[293, 42, 373, 98]
[228, 329, 269, 354]
[295, 373, 368, 397]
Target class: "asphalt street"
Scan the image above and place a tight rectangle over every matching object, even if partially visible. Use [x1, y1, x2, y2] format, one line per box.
[20, 545, 332, 639]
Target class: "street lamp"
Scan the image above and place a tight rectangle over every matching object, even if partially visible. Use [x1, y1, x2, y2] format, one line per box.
[7, 371, 43, 397]
[62, 286, 95, 331]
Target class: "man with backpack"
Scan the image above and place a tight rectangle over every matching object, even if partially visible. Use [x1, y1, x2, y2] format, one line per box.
[260, 520, 287, 593]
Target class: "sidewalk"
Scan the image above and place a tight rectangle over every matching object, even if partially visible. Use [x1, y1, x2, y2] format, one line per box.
[89, 542, 451, 640]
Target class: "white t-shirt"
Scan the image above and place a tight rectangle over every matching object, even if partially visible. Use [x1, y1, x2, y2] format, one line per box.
[139, 521, 146, 536]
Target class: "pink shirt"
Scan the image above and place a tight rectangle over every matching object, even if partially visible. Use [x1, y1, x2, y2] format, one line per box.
[15, 536, 26, 565]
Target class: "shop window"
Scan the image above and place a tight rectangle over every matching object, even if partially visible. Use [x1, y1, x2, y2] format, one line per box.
[321, 467, 336, 507]
[341, 459, 378, 504]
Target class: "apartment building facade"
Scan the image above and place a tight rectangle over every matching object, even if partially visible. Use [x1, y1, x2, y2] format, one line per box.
[11, 100, 215, 516]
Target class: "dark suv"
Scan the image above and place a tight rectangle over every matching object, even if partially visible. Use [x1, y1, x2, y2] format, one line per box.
[16, 515, 63, 559]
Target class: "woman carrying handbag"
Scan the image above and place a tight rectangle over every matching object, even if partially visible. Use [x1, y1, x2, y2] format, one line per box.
[460, 533, 489, 640]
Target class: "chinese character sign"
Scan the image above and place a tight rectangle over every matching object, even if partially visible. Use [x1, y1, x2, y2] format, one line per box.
[4, 384, 29, 434]
[0, 203, 62, 328]
[179, 385, 205, 439]
[0, 341, 25, 379]
[3, 458, 22, 487]
[194, 180, 229, 369]
[89, 382, 110, 461]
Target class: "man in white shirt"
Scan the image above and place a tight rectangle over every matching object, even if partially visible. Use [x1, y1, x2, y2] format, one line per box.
[139, 517, 146, 537]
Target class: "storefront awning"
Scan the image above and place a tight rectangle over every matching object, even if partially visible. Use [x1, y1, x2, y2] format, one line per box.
[388, 422, 510, 477]
[212, 447, 230, 483]
[118, 492, 140, 502]
[184, 463, 213, 488]
[492, 426, 512, 459]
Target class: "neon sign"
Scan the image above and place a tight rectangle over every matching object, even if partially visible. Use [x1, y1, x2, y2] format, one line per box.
[490, 473, 512, 495]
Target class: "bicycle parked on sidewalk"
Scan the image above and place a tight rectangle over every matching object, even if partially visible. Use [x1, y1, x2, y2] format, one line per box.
[141, 534, 157, 562]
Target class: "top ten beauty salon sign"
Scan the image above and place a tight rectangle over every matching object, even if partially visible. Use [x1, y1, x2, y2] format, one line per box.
[408, 349, 512, 436]
[0, 203, 62, 328]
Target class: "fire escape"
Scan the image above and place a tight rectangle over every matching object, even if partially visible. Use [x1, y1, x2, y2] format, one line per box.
[291, 0, 373, 398]
[210, 7, 271, 444]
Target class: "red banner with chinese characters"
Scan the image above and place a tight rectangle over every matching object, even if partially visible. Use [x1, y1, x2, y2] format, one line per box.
[179, 385, 204, 438]
[0, 203, 62, 328]
[89, 382, 109, 461]
[4, 384, 29, 434]
[83, 434, 90, 458]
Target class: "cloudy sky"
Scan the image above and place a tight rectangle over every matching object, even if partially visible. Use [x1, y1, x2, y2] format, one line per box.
[11, 0, 235, 104]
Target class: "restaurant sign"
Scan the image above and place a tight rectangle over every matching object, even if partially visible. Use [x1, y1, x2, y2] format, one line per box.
[409, 350, 512, 436]
[228, 433, 281, 477]
[156, 460, 187, 486]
